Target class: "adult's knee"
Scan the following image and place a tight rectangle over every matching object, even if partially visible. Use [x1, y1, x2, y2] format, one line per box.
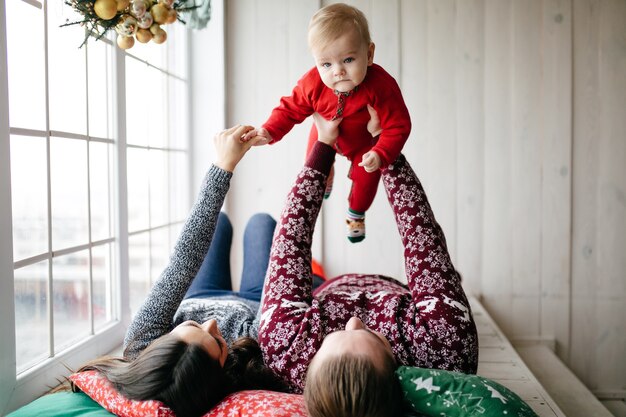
[247, 213, 276, 229]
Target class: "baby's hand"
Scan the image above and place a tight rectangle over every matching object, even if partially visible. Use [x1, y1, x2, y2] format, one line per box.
[359, 150, 382, 173]
[242, 127, 272, 146]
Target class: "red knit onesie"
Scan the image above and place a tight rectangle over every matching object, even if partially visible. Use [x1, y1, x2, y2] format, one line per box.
[259, 141, 479, 393]
[262, 63, 411, 214]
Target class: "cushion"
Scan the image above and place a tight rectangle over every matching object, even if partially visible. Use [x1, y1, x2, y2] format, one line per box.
[6, 391, 114, 417]
[70, 370, 306, 417]
[396, 366, 539, 417]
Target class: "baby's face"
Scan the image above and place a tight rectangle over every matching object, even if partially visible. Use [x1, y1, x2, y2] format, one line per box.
[311, 29, 374, 93]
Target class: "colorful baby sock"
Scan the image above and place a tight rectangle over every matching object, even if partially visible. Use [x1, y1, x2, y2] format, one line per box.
[346, 209, 365, 243]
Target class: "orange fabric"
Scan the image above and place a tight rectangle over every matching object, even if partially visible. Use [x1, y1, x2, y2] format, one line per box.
[311, 258, 326, 280]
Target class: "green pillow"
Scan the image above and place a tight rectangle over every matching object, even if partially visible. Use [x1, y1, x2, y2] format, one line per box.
[7, 391, 114, 417]
[396, 366, 539, 417]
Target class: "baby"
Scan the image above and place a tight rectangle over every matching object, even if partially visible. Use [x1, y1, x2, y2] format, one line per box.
[246, 3, 411, 243]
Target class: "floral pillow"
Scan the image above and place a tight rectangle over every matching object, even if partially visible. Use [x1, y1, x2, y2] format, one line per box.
[70, 371, 306, 417]
[396, 366, 539, 417]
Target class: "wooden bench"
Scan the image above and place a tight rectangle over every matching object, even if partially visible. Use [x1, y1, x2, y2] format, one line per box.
[471, 297, 616, 417]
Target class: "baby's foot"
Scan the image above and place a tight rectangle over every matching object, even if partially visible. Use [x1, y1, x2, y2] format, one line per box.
[346, 216, 365, 243]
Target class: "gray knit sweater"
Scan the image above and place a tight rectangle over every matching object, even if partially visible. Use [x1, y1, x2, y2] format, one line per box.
[123, 165, 259, 360]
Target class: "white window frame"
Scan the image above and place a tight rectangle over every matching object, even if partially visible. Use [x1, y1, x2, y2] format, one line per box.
[0, 0, 195, 412]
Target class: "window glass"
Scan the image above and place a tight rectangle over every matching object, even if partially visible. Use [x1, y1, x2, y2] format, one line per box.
[88, 41, 114, 139]
[90, 141, 113, 242]
[167, 23, 188, 79]
[150, 149, 169, 227]
[169, 77, 189, 150]
[5, 0, 46, 130]
[129, 233, 150, 317]
[127, 147, 150, 232]
[10, 135, 48, 262]
[126, 35, 165, 69]
[51, 138, 89, 250]
[147, 70, 167, 148]
[125, 58, 149, 147]
[150, 228, 170, 286]
[47, 2, 87, 134]
[171, 150, 189, 222]
[14, 261, 49, 374]
[53, 251, 91, 352]
[92, 243, 114, 330]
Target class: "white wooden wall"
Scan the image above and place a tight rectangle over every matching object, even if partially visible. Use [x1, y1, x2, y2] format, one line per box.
[212, 0, 626, 397]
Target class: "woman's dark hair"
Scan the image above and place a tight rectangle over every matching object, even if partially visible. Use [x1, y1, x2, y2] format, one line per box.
[72, 335, 286, 417]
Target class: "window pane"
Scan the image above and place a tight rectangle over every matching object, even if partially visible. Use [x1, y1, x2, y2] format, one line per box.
[5, 0, 46, 130]
[126, 62, 167, 147]
[11, 135, 48, 261]
[127, 148, 150, 232]
[125, 58, 150, 147]
[47, 2, 87, 134]
[90, 142, 113, 241]
[51, 138, 89, 250]
[150, 150, 168, 227]
[129, 233, 150, 317]
[126, 35, 165, 69]
[170, 223, 183, 251]
[169, 77, 189, 150]
[92, 244, 114, 330]
[15, 261, 49, 374]
[150, 228, 169, 284]
[88, 41, 114, 139]
[171, 151, 189, 223]
[148, 70, 167, 148]
[167, 24, 188, 79]
[53, 251, 90, 352]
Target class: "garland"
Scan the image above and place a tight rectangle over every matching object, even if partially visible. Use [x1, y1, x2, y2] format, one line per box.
[62, 0, 203, 49]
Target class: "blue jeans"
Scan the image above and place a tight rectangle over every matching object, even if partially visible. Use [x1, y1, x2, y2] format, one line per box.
[184, 212, 276, 302]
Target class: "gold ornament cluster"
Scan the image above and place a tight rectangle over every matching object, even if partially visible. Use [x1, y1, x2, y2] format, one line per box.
[64, 0, 193, 49]
[103, 0, 174, 49]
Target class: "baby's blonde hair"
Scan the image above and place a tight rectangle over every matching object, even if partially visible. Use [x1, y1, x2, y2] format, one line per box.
[308, 3, 372, 51]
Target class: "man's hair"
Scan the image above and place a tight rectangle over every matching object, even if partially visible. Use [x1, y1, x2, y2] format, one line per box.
[308, 3, 372, 51]
[304, 352, 404, 417]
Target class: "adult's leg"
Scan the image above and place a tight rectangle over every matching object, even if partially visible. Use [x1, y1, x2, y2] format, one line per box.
[238, 213, 277, 302]
[381, 154, 478, 374]
[184, 212, 233, 299]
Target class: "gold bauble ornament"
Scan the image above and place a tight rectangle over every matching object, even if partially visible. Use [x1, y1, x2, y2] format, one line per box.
[137, 11, 154, 29]
[94, 0, 118, 20]
[149, 23, 161, 34]
[116, 0, 130, 11]
[135, 28, 153, 43]
[130, 0, 149, 18]
[150, 3, 169, 24]
[117, 34, 135, 49]
[115, 14, 137, 36]
[152, 28, 167, 44]
[165, 8, 177, 24]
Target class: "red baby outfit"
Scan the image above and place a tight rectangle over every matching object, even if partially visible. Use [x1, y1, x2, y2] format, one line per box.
[259, 142, 479, 393]
[262, 63, 411, 214]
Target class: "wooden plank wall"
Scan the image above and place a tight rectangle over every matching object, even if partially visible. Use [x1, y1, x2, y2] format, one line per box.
[221, 0, 626, 397]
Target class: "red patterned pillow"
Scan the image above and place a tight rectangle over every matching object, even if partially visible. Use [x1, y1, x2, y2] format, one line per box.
[70, 371, 173, 417]
[70, 371, 306, 417]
